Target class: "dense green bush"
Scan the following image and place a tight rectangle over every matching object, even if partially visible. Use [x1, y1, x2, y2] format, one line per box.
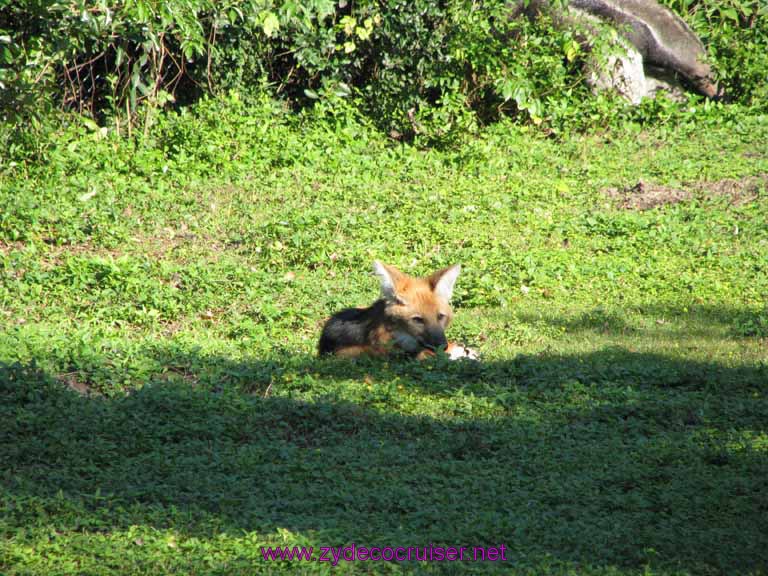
[0, 0, 254, 123]
[1, 0, 766, 140]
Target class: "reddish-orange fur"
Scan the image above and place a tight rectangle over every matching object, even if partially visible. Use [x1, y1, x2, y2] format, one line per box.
[318, 262, 462, 359]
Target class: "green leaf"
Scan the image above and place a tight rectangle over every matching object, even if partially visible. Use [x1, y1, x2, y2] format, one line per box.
[115, 46, 125, 68]
[722, 7, 739, 21]
[82, 118, 99, 132]
[356, 26, 371, 41]
[262, 12, 280, 37]
[564, 39, 580, 62]
[334, 82, 351, 97]
[340, 16, 356, 35]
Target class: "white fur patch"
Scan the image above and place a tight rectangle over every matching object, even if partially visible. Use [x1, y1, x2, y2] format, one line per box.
[434, 265, 461, 301]
[447, 344, 479, 361]
[373, 261, 397, 301]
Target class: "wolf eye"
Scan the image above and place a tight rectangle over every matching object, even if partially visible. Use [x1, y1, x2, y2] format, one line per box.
[411, 316, 425, 324]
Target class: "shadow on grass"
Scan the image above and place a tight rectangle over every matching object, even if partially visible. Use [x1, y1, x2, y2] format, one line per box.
[515, 303, 768, 340]
[2, 339, 767, 574]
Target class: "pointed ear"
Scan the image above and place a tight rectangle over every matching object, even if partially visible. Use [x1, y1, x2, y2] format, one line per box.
[430, 264, 461, 301]
[373, 261, 404, 302]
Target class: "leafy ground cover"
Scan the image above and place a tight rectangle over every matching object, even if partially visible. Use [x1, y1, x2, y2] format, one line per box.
[1, 99, 767, 574]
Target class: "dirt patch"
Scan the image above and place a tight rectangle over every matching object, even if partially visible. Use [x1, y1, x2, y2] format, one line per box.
[694, 174, 767, 206]
[0, 240, 27, 255]
[58, 373, 98, 396]
[605, 174, 767, 210]
[604, 180, 692, 210]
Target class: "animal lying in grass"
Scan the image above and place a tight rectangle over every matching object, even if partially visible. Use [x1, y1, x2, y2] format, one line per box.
[319, 261, 478, 360]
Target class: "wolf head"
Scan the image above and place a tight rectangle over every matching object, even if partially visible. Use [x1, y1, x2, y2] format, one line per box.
[373, 261, 461, 353]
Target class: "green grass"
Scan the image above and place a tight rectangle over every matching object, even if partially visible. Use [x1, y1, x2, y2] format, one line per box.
[1, 99, 768, 575]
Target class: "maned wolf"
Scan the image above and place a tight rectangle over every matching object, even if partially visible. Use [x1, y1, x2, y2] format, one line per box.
[319, 261, 477, 360]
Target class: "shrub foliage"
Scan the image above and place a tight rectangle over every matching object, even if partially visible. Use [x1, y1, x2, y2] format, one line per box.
[1, 0, 766, 136]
